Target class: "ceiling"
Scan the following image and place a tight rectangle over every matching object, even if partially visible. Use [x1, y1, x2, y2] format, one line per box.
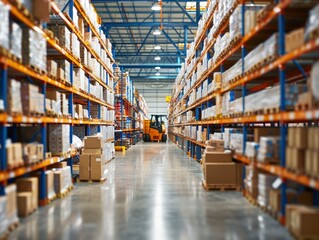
[91, 0, 205, 83]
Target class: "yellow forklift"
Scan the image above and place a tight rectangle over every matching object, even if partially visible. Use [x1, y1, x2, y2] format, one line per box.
[143, 115, 167, 142]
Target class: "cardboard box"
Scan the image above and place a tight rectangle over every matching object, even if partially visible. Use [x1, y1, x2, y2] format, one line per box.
[205, 152, 232, 163]
[254, 128, 280, 143]
[32, 0, 50, 22]
[17, 192, 32, 217]
[82, 148, 103, 155]
[285, 28, 304, 53]
[91, 154, 106, 180]
[290, 148, 305, 173]
[7, 143, 23, 168]
[313, 151, 319, 178]
[291, 206, 319, 237]
[79, 155, 90, 181]
[286, 204, 300, 230]
[305, 150, 313, 176]
[294, 128, 308, 149]
[84, 136, 103, 149]
[48, 161, 68, 169]
[16, 177, 38, 211]
[75, 104, 83, 119]
[45, 170, 55, 199]
[5, 184, 18, 224]
[204, 163, 241, 185]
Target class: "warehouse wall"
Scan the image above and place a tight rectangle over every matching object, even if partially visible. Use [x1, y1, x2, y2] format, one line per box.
[134, 83, 173, 117]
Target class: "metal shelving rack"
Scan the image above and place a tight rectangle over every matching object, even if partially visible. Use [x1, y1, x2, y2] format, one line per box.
[0, 0, 115, 205]
[168, 0, 319, 224]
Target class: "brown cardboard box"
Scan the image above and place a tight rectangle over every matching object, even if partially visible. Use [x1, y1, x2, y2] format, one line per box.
[269, 189, 296, 213]
[46, 90, 61, 102]
[205, 163, 240, 185]
[314, 128, 319, 150]
[17, 192, 32, 217]
[286, 204, 300, 230]
[307, 128, 314, 150]
[53, 170, 63, 194]
[5, 184, 17, 224]
[288, 128, 295, 147]
[80, 155, 90, 181]
[82, 148, 103, 155]
[7, 143, 23, 168]
[91, 154, 106, 180]
[32, 0, 50, 22]
[205, 152, 232, 163]
[84, 136, 103, 149]
[23, 144, 38, 164]
[57, 68, 65, 81]
[75, 104, 83, 119]
[294, 128, 308, 149]
[286, 147, 292, 170]
[291, 148, 305, 173]
[236, 164, 243, 186]
[313, 151, 319, 178]
[305, 150, 313, 176]
[254, 128, 280, 143]
[291, 206, 319, 238]
[16, 177, 38, 211]
[285, 28, 304, 53]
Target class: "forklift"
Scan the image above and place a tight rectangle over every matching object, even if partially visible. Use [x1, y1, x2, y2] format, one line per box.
[143, 115, 167, 142]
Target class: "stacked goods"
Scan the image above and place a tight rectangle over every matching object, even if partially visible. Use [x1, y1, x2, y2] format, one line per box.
[6, 142, 24, 169]
[245, 142, 259, 161]
[305, 4, 319, 41]
[22, 28, 47, 72]
[0, 2, 10, 50]
[21, 82, 40, 115]
[285, 28, 305, 53]
[48, 26, 71, 52]
[61, 93, 69, 116]
[257, 137, 280, 163]
[0, 196, 8, 237]
[7, 79, 22, 115]
[257, 173, 276, 208]
[46, 90, 61, 116]
[71, 33, 80, 60]
[48, 162, 72, 196]
[74, 104, 83, 119]
[80, 136, 108, 181]
[202, 139, 242, 190]
[286, 127, 308, 174]
[16, 177, 38, 217]
[23, 143, 44, 164]
[47, 60, 58, 79]
[10, 23, 22, 60]
[48, 124, 70, 154]
[269, 189, 313, 215]
[305, 127, 319, 178]
[31, 170, 56, 200]
[5, 185, 18, 227]
[244, 164, 259, 200]
[286, 205, 319, 239]
[80, 45, 88, 66]
[57, 60, 71, 83]
[308, 61, 319, 107]
[73, 68, 86, 91]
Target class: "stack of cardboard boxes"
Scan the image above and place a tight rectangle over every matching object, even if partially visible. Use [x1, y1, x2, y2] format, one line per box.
[48, 162, 72, 196]
[80, 136, 108, 181]
[202, 139, 242, 189]
[6, 142, 23, 169]
[244, 163, 259, 200]
[16, 177, 38, 217]
[5, 184, 18, 227]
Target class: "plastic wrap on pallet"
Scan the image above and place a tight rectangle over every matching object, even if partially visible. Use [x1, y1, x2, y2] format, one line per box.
[5, 184, 18, 227]
[305, 4, 319, 41]
[71, 33, 80, 59]
[57, 60, 71, 83]
[53, 166, 72, 195]
[310, 61, 319, 100]
[258, 173, 276, 207]
[246, 142, 259, 159]
[21, 82, 39, 115]
[257, 137, 280, 163]
[10, 22, 22, 60]
[49, 26, 71, 51]
[7, 79, 22, 115]
[0, 2, 10, 50]
[0, 196, 8, 237]
[22, 28, 47, 71]
[36, 93, 45, 114]
[48, 124, 70, 153]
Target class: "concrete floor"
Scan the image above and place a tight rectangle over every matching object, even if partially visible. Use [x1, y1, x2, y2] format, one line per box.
[11, 142, 293, 240]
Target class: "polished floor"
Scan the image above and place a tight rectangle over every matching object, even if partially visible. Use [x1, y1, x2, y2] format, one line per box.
[11, 142, 292, 240]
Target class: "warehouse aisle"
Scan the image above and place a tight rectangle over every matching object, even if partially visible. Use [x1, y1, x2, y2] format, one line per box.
[11, 142, 292, 240]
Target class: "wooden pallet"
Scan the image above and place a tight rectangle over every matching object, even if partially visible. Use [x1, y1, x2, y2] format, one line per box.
[29, 64, 46, 75]
[78, 177, 106, 183]
[263, 107, 280, 115]
[202, 181, 241, 191]
[7, 221, 19, 232]
[52, 151, 71, 159]
[57, 185, 73, 198]
[7, 161, 24, 170]
[29, 111, 45, 117]
[10, 54, 22, 64]
[245, 193, 258, 206]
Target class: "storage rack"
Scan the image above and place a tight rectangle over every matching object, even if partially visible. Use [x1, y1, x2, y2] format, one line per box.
[114, 70, 148, 149]
[168, 0, 319, 224]
[0, 0, 115, 205]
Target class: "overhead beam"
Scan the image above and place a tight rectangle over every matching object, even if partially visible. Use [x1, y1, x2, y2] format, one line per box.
[161, 29, 183, 54]
[119, 64, 181, 69]
[92, 0, 200, 2]
[174, 1, 195, 23]
[130, 76, 176, 80]
[102, 22, 197, 28]
[116, 53, 185, 57]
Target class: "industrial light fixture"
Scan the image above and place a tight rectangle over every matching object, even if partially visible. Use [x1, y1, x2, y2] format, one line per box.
[152, 28, 161, 36]
[154, 56, 161, 61]
[155, 72, 161, 76]
[155, 66, 161, 70]
[154, 44, 161, 50]
[151, 2, 161, 11]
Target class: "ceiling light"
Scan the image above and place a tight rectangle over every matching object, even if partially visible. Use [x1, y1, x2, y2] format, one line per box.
[154, 56, 161, 61]
[151, 2, 161, 11]
[155, 72, 161, 76]
[153, 28, 161, 36]
[154, 45, 161, 50]
[155, 66, 161, 70]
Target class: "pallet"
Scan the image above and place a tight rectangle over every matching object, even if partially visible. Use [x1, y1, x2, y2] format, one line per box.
[29, 64, 46, 75]
[44, 29, 54, 39]
[287, 167, 305, 175]
[29, 112, 45, 117]
[57, 185, 73, 198]
[7, 221, 19, 232]
[245, 193, 258, 206]
[52, 151, 71, 159]
[263, 107, 280, 115]
[202, 180, 241, 191]
[10, 54, 22, 64]
[78, 177, 106, 183]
